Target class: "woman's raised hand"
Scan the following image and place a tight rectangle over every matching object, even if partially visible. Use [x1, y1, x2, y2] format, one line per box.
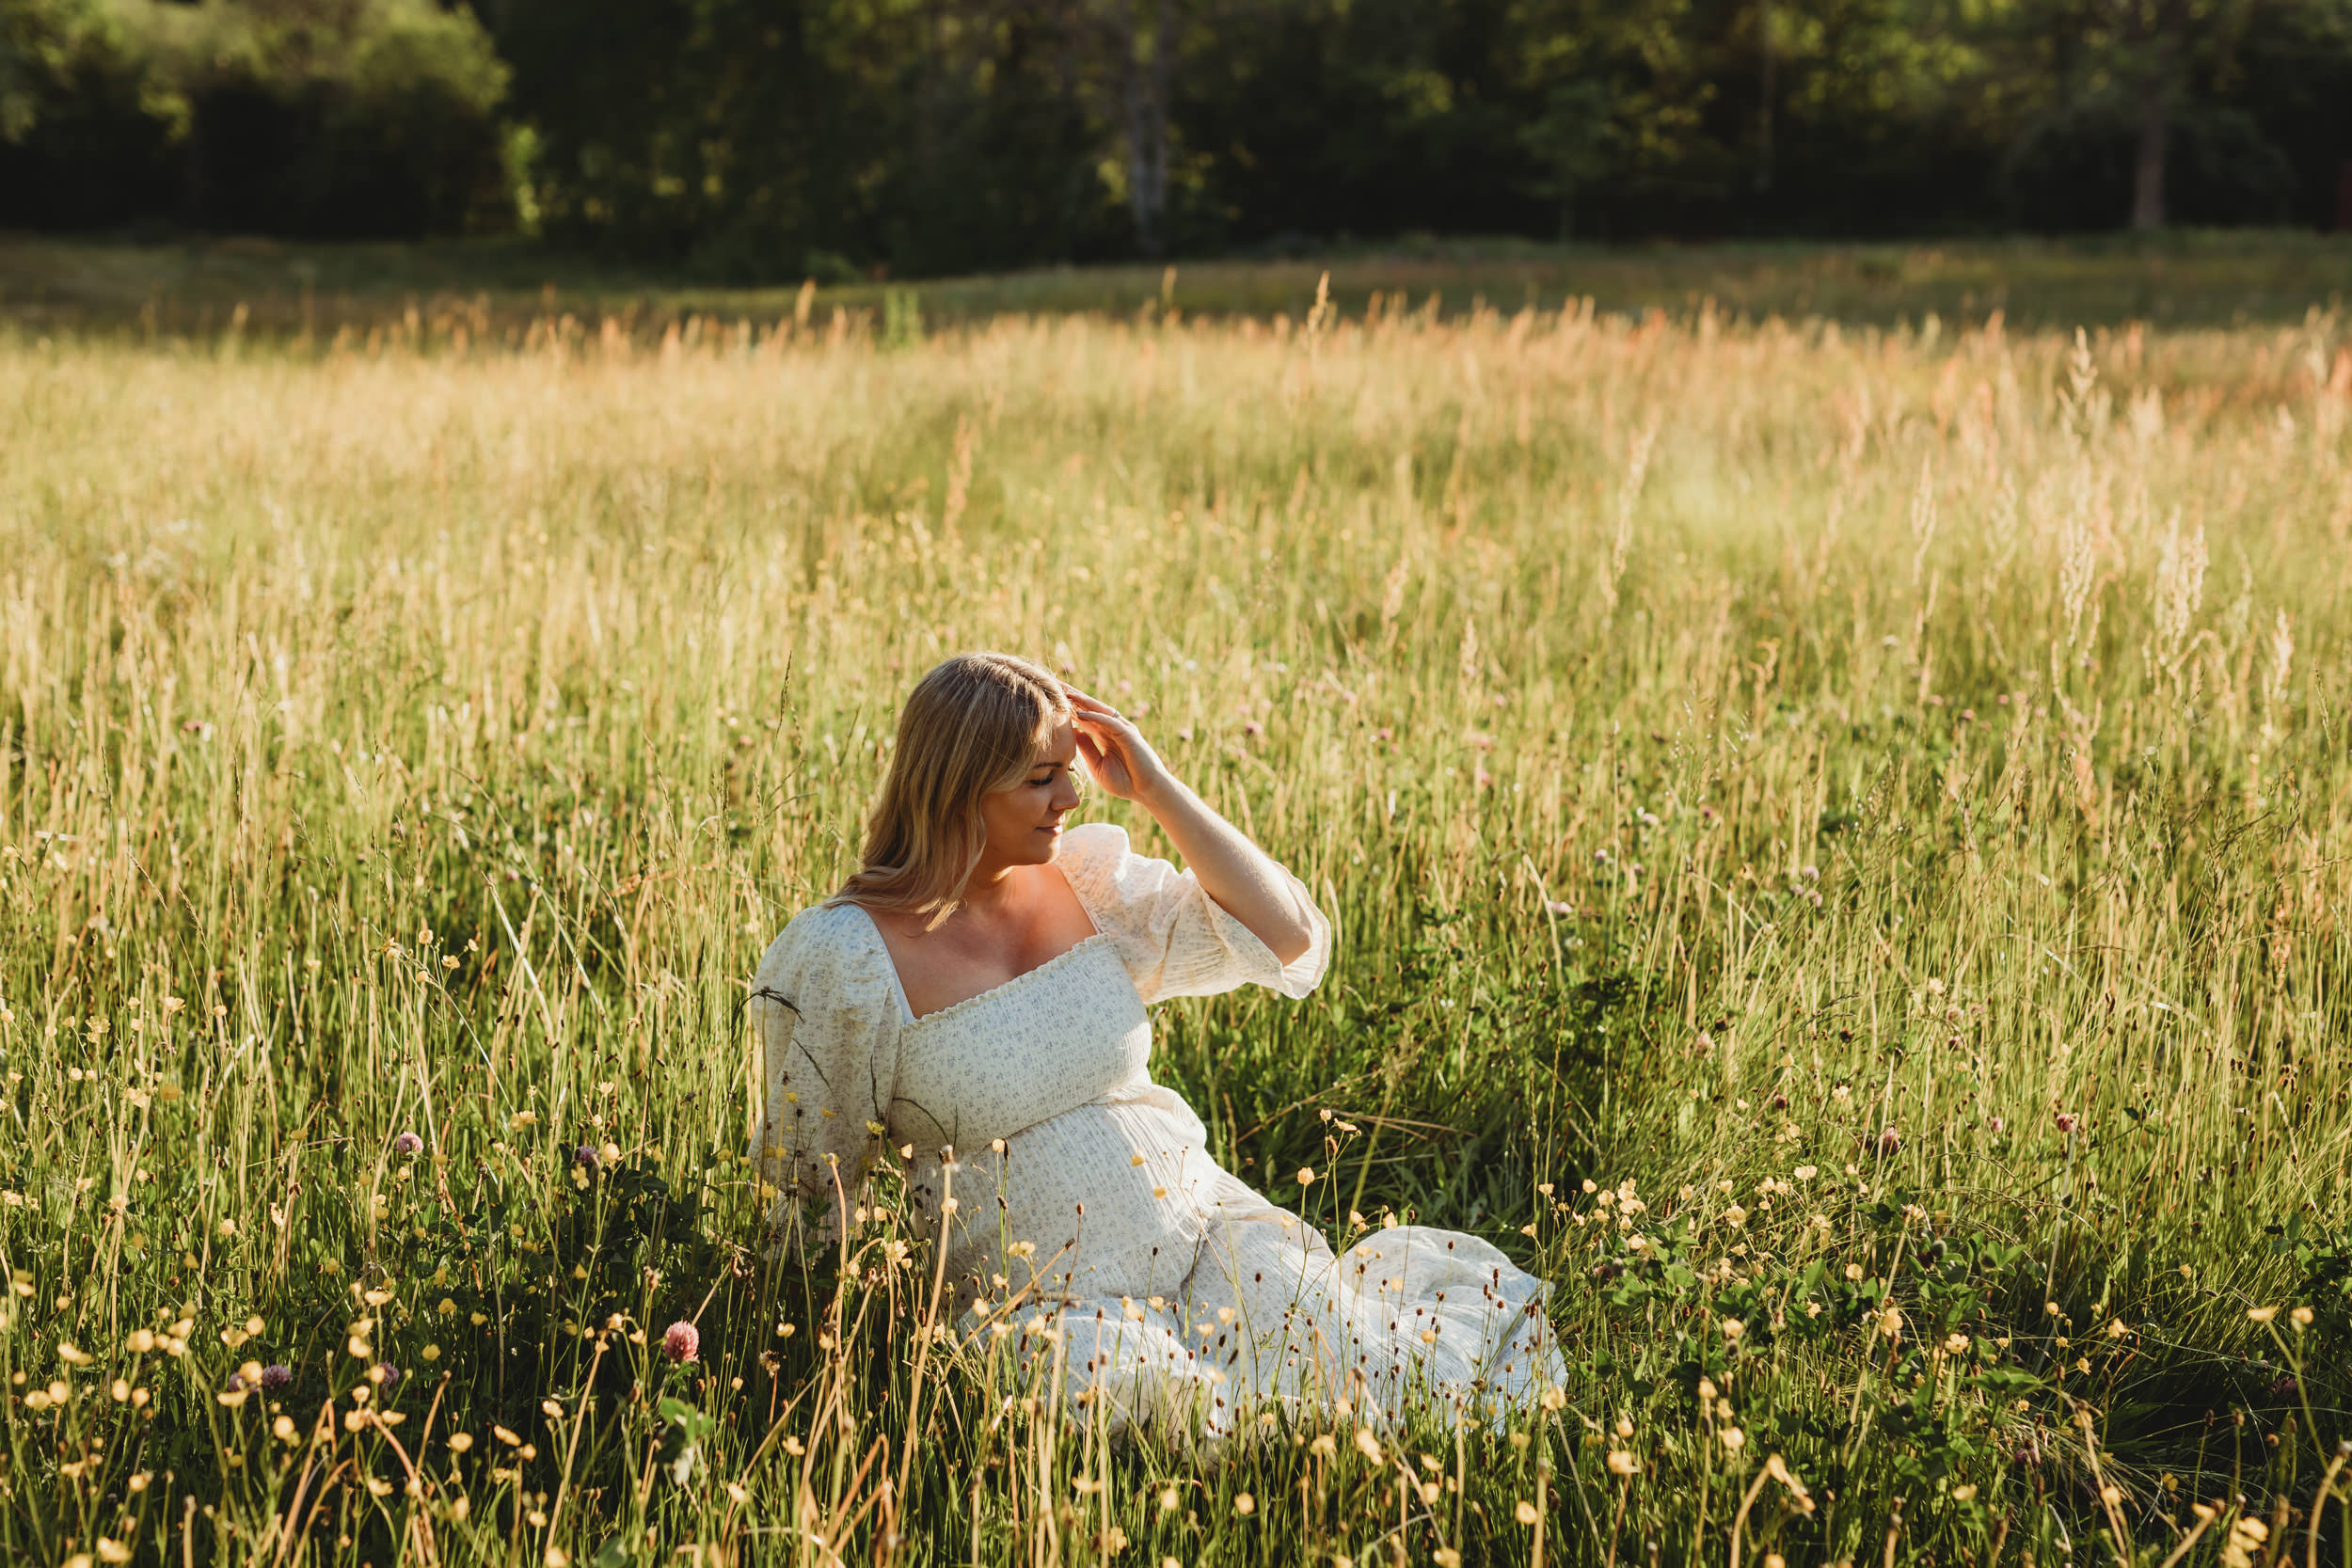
[1064, 683, 1316, 964]
[1063, 686, 1172, 804]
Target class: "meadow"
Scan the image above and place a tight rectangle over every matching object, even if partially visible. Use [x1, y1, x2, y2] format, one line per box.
[1, 264, 2349, 1566]
[8, 229, 2352, 340]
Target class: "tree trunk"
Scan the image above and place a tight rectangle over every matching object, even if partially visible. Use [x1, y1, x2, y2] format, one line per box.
[2130, 74, 2166, 230]
[1756, 0, 1774, 196]
[1124, 0, 1172, 258]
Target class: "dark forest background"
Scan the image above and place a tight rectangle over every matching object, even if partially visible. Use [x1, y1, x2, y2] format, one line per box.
[5, 0, 2351, 280]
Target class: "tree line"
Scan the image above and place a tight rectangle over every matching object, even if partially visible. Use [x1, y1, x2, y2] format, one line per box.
[5, 0, 2349, 277]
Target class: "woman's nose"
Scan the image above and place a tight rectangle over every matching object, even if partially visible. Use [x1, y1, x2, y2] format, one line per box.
[1052, 774, 1081, 811]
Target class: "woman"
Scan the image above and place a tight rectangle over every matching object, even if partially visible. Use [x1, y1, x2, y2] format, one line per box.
[751, 652, 1559, 1442]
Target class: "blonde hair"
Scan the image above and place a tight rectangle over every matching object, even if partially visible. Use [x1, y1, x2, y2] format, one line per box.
[832, 652, 1073, 927]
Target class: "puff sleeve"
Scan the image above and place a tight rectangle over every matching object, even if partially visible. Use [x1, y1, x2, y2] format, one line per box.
[1057, 821, 1331, 1006]
[749, 902, 903, 1226]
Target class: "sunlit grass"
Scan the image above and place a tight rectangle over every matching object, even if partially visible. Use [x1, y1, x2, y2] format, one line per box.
[1, 293, 2348, 1565]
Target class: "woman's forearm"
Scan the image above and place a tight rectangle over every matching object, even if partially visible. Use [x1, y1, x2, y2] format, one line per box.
[1060, 682, 1318, 963]
[1134, 775, 1318, 964]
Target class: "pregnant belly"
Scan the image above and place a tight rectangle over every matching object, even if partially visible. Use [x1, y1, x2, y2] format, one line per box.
[908, 1087, 1226, 1306]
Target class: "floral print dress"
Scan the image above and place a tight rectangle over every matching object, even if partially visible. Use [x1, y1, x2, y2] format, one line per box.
[751, 822, 1562, 1442]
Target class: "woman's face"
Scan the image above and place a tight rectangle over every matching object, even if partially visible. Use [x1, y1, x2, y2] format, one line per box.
[977, 719, 1083, 868]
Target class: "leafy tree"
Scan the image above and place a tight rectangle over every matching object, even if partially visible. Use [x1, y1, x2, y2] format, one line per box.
[0, 0, 178, 226]
[1, 0, 509, 235]
[1982, 0, 2338, 229]
[8, 0, 2352, 257]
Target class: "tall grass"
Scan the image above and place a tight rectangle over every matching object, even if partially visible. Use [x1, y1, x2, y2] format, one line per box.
[1, 292, 2348, 1566]
[8, 230, 2352, 341]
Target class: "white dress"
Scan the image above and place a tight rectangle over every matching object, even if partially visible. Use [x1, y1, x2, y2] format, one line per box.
[750, 823, 1562, 1441]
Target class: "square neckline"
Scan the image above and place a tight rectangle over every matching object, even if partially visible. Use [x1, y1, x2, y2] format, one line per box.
[848, 861, 1107, 1027]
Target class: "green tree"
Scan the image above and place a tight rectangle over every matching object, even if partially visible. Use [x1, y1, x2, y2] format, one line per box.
[1974, 0, 2348, 229]
[1522, 78, 1615, 237]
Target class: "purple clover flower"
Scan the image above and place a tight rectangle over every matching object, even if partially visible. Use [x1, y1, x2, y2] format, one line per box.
[662, 1322, 700, 1365]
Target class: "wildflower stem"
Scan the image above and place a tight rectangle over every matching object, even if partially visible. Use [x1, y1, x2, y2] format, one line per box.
[1726, 1459, 1772, 1568]
[892, 1157, 954, 1522]
[2074, 1406, 2133, 1566]
[2152, 1501, 2220, 1568]
[542, 1337, 608, 1548]
[2307, 1449, 2348, 1568]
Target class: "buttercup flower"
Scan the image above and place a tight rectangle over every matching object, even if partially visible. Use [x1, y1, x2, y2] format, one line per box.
[2222, 1514, 2270, 1568]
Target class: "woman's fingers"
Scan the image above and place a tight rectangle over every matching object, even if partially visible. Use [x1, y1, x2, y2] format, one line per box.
[1064, 684, 1156, 796]
[1066, 687, 1144, 736]
[1070, 699, 1136, 735]
[1079, 723, 1132, 770]
[1074, 714, 1136, 752]
[1073, 729, 1134, 796]
[1073, 717, 1120, 762]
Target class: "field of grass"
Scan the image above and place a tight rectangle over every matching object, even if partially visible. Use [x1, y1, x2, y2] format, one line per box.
[5, 230, 2352, 340]
[2, 270, 2349, 1567]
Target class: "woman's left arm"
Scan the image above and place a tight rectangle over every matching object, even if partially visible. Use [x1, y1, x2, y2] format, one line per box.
[1066, 687, 1320, 964]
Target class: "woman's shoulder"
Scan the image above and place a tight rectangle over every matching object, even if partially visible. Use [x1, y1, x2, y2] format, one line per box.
[1057, 819, 1133, 864]
[1056, 820, 1142, 895]
[754, 899, 891, 990]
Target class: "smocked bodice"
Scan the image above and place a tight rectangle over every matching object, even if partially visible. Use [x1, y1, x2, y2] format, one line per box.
[882, 927, 1212, 1300]
[883, 932, 1150, 1152]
